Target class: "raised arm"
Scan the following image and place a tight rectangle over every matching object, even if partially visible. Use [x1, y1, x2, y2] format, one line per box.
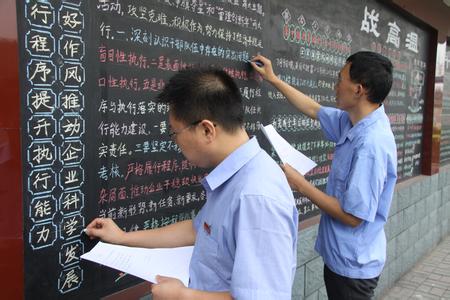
[250, 54, 321, 119]
[85, 218, 196, 248]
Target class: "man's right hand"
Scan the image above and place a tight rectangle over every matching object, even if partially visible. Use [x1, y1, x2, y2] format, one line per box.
[85, 218, 126, 245]
[250, 54, 321, 120]
[249, 55, 278, 83]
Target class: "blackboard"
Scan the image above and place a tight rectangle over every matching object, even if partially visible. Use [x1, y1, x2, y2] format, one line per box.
[18, 0, 431, 298]
[440, 42, 450, 164]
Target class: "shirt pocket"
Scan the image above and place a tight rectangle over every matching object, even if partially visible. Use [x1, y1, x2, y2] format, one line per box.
[332, 148, 353, 196]
[195, 229, 219, 274]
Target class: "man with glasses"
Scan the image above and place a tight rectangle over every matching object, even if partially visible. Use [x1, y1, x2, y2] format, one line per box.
[86, 67, 298, 300]
[168, 120, 202, 139]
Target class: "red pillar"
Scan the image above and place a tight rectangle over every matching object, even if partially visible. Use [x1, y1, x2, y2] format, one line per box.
[0, 0, 24, 298]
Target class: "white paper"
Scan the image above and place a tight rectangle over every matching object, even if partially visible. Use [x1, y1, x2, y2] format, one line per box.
[261, 124, 317, 175]
[81, 241, 193, 286]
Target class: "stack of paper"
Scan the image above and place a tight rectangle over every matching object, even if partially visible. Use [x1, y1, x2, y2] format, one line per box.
[261, 124, 317, 175]
[81, 242, 193, 286]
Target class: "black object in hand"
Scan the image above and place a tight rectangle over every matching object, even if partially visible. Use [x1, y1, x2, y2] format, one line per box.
[246, 59, 263, 67]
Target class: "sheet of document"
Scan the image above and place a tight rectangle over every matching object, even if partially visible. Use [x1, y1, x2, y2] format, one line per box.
[261, 124, 317, 175]
[81, 241, 193, 286]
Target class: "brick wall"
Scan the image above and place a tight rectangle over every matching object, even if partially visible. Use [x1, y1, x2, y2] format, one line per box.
[292, 168, 450, 299]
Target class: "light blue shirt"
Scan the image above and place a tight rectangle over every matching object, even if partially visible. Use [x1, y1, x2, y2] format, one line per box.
[315, 105, 397, 279]
[189, 137, 298, 299]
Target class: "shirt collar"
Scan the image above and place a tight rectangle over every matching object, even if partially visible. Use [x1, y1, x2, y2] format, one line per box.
[338, 104, 386, 145]
[202, 137, 261, 191]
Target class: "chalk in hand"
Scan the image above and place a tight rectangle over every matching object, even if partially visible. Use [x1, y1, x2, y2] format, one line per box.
[246, 59, 263, 67]
[115, 272, 128, 283]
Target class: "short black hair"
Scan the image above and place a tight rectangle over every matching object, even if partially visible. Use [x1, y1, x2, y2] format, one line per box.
[346, 51, 393, 104]
[157, 67, 244, 133]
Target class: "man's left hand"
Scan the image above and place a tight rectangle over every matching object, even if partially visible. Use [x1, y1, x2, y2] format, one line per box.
[281, 163, 308, 193]
[151, 275, 186, 300]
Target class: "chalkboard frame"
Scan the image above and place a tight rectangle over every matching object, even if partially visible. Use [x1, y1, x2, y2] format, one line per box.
[14, 0, 440, 299]
[439, 37, 450, 167]
[377, 0, 439, 176]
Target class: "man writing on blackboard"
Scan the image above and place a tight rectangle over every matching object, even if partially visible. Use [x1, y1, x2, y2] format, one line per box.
[86, 68, 298, 299]
[250, 52, 397, 299]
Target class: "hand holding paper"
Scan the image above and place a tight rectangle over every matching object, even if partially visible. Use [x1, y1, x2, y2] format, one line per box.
[261, 124, 317, 175]
[152, 275, 187, 299]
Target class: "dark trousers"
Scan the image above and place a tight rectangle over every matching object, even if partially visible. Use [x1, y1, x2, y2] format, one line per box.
[324, 264, 379, 300]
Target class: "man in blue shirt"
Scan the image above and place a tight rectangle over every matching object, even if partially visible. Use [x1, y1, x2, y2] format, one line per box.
[251, 52, 397, 299]
[86, 68, 298, 299]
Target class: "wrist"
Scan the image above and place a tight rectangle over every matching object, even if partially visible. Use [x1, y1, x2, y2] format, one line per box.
[116, 230, 128, 245]
[295, 182, 304, 194]
[268, 74, 280, 85]
[180, 286, 192, 299]
[295, 177, 310, 195]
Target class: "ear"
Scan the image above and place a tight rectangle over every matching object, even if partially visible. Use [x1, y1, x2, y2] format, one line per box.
[198, 120, 216, 143]
[354, 84, 365, 98]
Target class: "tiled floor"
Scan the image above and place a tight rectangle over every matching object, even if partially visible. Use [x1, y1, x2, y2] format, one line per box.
[381, 235, 450, 300]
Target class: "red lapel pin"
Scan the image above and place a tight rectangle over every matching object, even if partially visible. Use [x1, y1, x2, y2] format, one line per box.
[203, 222, 211, 235]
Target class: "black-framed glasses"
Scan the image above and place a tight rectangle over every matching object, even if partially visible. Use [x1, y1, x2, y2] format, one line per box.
[168, 120, 202, 139]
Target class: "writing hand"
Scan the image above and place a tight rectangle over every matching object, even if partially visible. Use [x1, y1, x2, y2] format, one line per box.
[249, 54, 277, 83]
[151, 275, 186, 300]
[84, 218, 125, 244]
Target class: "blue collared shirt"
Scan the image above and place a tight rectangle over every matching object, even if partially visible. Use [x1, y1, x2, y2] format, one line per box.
[315, 105, 397, 279]
[189, 137, 298, 299]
